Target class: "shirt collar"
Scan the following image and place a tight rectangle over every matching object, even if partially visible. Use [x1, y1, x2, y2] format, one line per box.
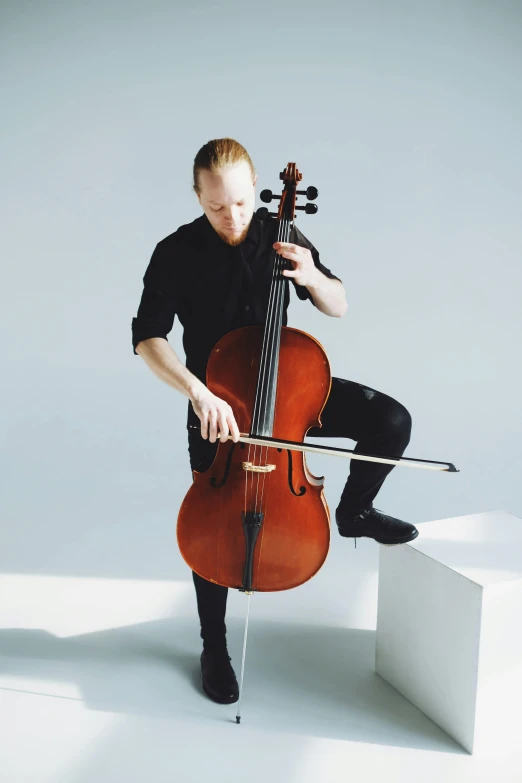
[243, 214, 258, 246]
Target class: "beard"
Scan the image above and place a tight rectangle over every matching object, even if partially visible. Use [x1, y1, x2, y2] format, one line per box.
[214, 219, 251, 246]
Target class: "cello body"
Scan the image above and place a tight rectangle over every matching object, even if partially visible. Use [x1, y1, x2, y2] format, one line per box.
[176, 324, 332, 591]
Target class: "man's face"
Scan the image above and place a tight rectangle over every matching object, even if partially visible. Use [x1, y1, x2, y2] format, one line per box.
[196, 161, 258, 246]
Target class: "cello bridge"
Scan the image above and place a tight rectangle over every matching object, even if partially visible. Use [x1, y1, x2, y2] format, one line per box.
[242, 462, 276, 473]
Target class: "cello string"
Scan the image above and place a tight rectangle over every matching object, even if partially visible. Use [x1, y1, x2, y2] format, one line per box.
[246, 220, 279, 501]
[252, 217, 287, 513]
[250, 220, 282, 467]
[256, 214, 291, 513]
[256, 218, 289, 509]
[251, 215, 288, 514]
[250, 218, 283, 437]
[253, 217, 286, 512]
[247, 213, 287, 513]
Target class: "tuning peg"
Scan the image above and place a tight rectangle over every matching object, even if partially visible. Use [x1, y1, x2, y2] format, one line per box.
[259, 189, 281, 203]
[295, 203, 318, 214]
[256, 207, 278, 219]
[296, 186, 318, 200]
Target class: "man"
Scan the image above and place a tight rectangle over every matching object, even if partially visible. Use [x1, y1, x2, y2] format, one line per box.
[132, 138, 418, 706]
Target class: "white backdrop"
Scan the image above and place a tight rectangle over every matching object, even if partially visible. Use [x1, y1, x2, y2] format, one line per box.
[2, 0, 520, 603]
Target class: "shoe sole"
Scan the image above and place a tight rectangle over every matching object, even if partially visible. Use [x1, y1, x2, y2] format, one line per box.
[341, 528, 420, 546]
[375, 528, 420, 546]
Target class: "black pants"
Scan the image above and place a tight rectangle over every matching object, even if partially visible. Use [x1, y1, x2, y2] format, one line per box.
[187, 376, 412, 649]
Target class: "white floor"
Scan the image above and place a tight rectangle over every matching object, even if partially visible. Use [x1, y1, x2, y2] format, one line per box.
[2, 533, 522, 783]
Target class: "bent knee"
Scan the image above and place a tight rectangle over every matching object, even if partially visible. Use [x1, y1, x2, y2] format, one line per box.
[388, 403, 412, 442]
[393, 403, 412, 429]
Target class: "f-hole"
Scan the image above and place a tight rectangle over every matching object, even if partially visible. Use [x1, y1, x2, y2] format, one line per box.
[287, 449, 306, 496]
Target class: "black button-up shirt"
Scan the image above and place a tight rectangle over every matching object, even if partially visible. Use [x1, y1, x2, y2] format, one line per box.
[132, 211, 340, 427]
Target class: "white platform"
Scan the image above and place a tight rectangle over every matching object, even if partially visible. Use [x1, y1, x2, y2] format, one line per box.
[375, 510, 522, 754]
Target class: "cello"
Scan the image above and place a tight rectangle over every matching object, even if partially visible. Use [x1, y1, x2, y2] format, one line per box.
[176, 162, 458, 722]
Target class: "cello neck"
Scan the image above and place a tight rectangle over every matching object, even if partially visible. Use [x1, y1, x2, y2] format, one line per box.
[250, 218, 292, 438]
[251, 162, 310, 439]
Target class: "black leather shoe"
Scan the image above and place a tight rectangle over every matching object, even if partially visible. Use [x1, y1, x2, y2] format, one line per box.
[336, 505, 419, 546]
[200, 648, 239, 704]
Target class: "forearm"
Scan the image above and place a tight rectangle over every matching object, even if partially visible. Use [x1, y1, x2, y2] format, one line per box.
[306, 271, 347, 317]
[135, 337, 205, 400]
[136, 337, 240, 442]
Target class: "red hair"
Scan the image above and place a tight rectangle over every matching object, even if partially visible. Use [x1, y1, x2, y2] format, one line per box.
[193, 138, 255, 194]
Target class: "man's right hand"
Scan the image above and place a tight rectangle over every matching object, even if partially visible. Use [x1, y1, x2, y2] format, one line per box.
[190, 387, 241, 444]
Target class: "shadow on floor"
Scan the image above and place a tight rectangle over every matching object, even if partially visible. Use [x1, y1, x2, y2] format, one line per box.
[0, 617, 464, 753]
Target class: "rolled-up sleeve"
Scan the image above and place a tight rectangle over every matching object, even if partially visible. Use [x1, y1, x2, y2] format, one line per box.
[289, 225, 342, 304]
[132, 241, 177, 354]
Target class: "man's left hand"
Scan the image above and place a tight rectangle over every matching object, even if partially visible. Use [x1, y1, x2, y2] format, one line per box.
[273, 242, 319, 288]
